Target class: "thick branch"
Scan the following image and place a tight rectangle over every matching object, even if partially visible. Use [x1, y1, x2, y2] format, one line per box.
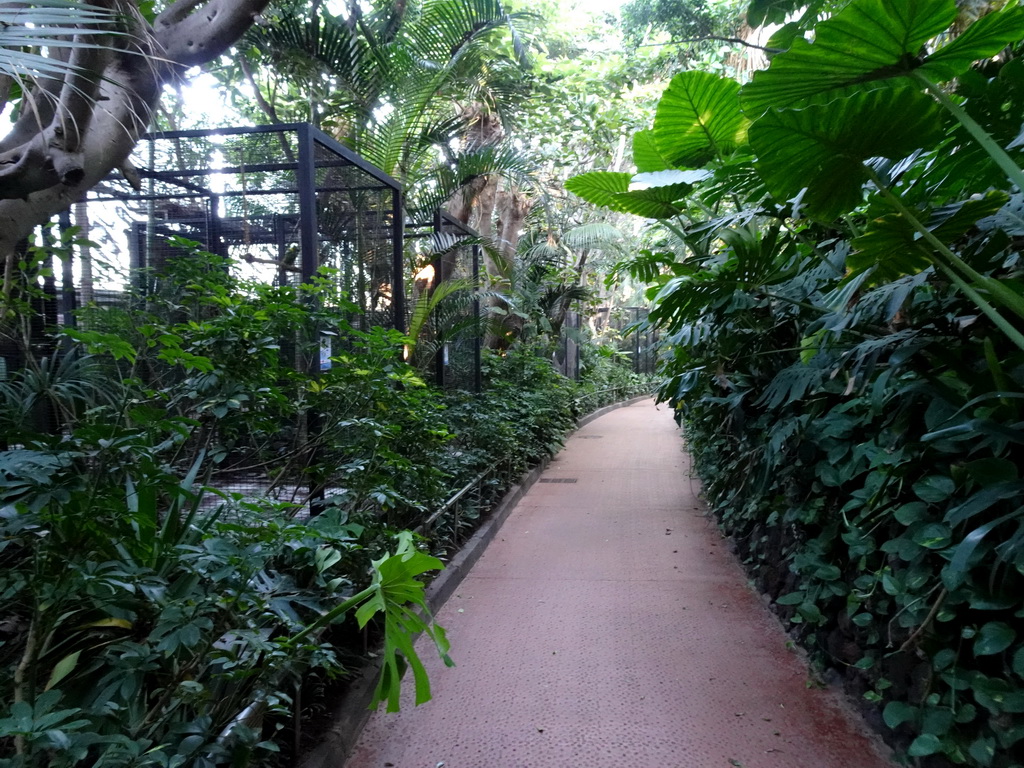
[154, 0, 270, 68]
[0, 51, 158, 247]
[154, 0, 205, 28]
[0, 76, 63, 155]
[638, 35, 782, 53]
[0, 74, 12, 115]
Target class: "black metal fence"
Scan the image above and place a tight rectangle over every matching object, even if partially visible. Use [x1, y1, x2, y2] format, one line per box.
[591, 306, 659, 375]
[86, 123, 405, 342]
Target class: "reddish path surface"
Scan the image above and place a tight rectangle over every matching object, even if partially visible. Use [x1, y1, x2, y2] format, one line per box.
[346, 399, 894, 768]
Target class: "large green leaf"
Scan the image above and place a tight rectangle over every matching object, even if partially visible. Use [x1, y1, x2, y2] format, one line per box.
[565, 171, 697, 219]
[848, 214, 934, 283]
[747, 0, 808, 28]
[740, 0, 957, 115]
[565, 171, 634, 210]
[633, 130, 671, 173]
[749, 86, 943, 220]
[613, 184, 693, 219]
[653, 71, 748, 168]
[848, 193, 1008, 282]
[920, 6, 1024, 81]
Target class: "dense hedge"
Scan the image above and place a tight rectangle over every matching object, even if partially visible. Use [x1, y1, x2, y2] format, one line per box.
[562, 2, 1024, 763]
[668, 266, 1024, 767]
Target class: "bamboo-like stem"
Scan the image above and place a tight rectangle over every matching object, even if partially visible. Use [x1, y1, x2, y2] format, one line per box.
[913, 71, 1024, 192]
[865, 167, 1024, 351]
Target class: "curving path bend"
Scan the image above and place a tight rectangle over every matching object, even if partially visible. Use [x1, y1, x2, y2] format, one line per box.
[345, 399, 894, 768]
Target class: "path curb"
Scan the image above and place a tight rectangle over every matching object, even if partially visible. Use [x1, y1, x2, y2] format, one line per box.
[577, 393, 650, 429]
[298, 395, 649, 768]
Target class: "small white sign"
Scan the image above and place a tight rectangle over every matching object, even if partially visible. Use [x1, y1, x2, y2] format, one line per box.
[320, 337, 332, 370]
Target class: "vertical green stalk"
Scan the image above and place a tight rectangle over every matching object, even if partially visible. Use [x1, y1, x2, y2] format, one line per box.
[865, 167, 1024, 352]
[913, 71, 1024, 192]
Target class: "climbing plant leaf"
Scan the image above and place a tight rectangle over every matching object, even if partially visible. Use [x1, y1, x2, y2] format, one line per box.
[975, 621, 1016, 656]
[740, 0, 957, 115]
[749, 86, 943, 220]
[653, 71, 748, 168]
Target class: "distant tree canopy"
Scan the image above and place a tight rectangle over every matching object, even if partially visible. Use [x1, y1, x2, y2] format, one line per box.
[620, 0, 743, 47]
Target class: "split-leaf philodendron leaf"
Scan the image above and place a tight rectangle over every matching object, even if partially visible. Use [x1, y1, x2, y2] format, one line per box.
[749, 86, 943, 221]
[741, 0, 1024, 116]
[653, 71, 748, 168]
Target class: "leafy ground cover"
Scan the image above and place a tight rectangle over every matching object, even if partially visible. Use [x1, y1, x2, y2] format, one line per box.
[0, 244, 648, 767]
[570, 1, 1024, 764]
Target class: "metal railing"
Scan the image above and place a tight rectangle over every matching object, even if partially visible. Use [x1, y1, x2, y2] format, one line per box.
[573, 385, 644, 415]
[414, 456, 518, 555]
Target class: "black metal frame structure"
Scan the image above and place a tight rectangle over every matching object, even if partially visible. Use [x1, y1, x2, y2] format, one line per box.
[88, 123, 407, 348]
[593, 306, 659, 376]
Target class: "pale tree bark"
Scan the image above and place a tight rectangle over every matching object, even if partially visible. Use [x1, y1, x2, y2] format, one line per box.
[445, 107, 504, 225]
[481, 180, 530, 348]
[73, 198, 94, 306]
[0, 0, 270, 301]
[471, 175, 498, 236]
[494, 184, 531, 266]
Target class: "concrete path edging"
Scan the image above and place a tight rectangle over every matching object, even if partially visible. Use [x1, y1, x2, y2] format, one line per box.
[297, 395, 649, 768]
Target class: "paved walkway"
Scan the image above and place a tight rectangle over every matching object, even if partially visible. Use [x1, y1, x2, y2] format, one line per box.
[346, 399, 894, 768]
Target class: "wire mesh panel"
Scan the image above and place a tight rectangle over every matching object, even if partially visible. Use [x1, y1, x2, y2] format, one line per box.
[553, 310, 580, 380]
[592, 306, 658, 375]
[73, 124, 406, 511]
[86, 124, 403, 332]
[436, 214, 481, 392]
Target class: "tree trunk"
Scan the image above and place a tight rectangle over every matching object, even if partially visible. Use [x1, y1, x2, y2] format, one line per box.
[0, 0, 270, 309]
[483, 183, 532, 349]
[495, 185, 531, 265]
[472, 175, 499, 237]
[445, 107, 504, 225]
[73, 198, 93, 307]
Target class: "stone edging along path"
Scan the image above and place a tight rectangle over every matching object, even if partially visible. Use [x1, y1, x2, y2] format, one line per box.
[297, 394, 652, 768]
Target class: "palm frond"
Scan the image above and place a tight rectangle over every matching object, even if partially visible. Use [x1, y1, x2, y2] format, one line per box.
[562, 222, 625, 252]
[412, 143, 534, 215]
[0, 1, 124, 82]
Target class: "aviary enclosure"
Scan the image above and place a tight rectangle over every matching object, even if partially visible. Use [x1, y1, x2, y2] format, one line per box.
[5, 123, 494, 508]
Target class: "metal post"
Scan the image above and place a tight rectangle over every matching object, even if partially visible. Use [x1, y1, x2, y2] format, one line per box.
[633, 307, 641, 374]
[297, 125, 324, 514]
[473, 243, 482, 393]
[58, 209, 76, 328]
[296, 125, 319, 287]
[391, 188, 406, 334]
[431, 209, 445, 388]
